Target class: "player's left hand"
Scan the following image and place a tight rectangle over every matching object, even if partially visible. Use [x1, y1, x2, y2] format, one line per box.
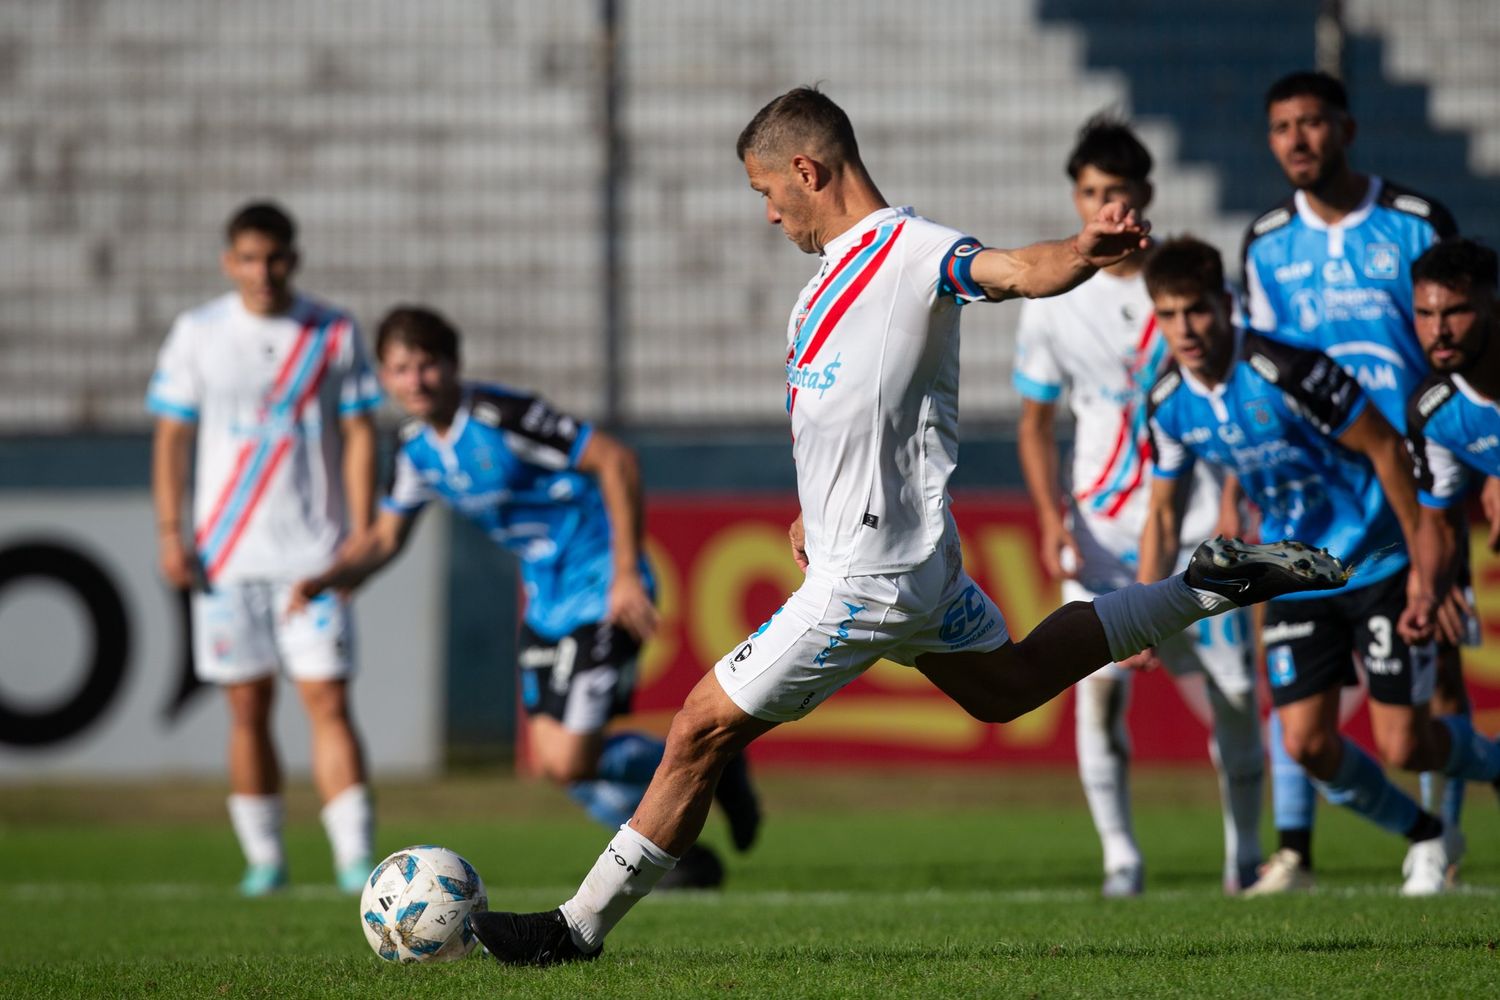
[1117, 647, 1163, 672]
[1073, 202, 1152, 269]
[607, 572, 659, 642]
[286, 577, 325, 619]
[1483, 476, 1500, 552]
[1398, 569, 1444, 645]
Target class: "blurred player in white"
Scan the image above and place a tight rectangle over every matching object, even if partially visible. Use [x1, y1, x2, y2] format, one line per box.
[468, 86, 1345, 966]
[1015, 118, 1261, 896]
[148, 202, 381, 896]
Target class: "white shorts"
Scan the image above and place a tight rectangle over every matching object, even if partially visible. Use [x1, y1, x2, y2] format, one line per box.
[192, 581, 355, 685]
[714, 548, 1010, 723]
[1063, 578, 1254, 696]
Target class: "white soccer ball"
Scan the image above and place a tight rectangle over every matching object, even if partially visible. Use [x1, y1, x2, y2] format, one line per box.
[359, 845, 488, 963]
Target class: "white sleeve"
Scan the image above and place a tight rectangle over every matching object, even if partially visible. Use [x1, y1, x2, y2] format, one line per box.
[1149, 415, 1192, 479]
[1243, 255, 1277, 334]
[338, 319, 382, 416]
[382, 449, 433, 514]
[1417, 436, 1466, 509]
[145, 315, 201, 422]
[1012, 299, 1063, 402]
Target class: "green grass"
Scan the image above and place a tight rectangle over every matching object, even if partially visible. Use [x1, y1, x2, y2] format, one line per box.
[3, 770, 1498, 998]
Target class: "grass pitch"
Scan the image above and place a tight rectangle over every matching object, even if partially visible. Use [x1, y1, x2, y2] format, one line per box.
[4, 769, 1497, 998]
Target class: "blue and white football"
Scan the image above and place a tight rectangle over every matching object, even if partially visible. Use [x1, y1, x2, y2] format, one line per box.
[359, 845, 488, 963]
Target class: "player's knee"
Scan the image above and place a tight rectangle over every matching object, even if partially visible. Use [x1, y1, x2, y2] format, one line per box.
[224, 680, 275, 727]
[298, 681, 351, 725]
[1281, 726, 1336, 771]
[1374, 729, 1424, 772]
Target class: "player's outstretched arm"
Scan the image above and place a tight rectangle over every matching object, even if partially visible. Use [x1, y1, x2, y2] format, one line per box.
[577, 429, 659, 642]
[969, 202, 1151, 302]
[1017, 399, 1076, 580]
[152, 416, 199, 590]
[288, 507, 415, 616]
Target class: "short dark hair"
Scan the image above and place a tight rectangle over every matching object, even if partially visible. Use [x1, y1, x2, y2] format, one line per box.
[1412, 239, 1499, 295]
[1143, 236, 1225, 301]
[1066, 115, 1152, 182]
[226, 201, 296, 246]
[376, 305, 461, 365]
[736, 85, 861, 168]
[1264, 71, 1349, 114]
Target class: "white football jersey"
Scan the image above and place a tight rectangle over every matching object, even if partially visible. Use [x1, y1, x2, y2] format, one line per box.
[1013, 270, 1222, 584]
[147, 292, 381, 584]
[785, 207, 985, 576]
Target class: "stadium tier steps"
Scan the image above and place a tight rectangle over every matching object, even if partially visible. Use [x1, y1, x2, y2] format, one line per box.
[1041, 0, 1500, 252]
[2, 0, 1250, 430]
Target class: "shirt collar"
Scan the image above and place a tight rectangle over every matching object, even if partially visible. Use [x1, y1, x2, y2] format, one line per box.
[1293, 175, 1382, 233]
[821, 206, 911, 261]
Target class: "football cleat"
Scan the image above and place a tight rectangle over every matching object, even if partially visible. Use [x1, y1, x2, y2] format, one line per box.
[336, 857, 373, 896]
[237, 863, 288, 897]
[1401, 831, 1454, 897]
[1225, 861, 1263, 896]
[715, 751, 763, 852]
[1100, 864, 1143, 899]
[1241, 848, 1314, 897]
[470, 908, 601, 966]
[1185, 536, 1349, 607]
[655, 843, 725, 890]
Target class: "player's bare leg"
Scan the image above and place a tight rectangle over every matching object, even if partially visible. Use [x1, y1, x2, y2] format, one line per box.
[224, 676, 287, 895]
[296, 678, 373, 894]
[529, 716, 605, 783]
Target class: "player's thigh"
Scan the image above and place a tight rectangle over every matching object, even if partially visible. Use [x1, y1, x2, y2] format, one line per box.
[1352, 574, 1436, 710]
[712, 569, 921, 724]
[519, 621, 641, 735]
[1261, 594, 1355, 712]
[273, 584, 355, 682]
[192, 582, 280, 685]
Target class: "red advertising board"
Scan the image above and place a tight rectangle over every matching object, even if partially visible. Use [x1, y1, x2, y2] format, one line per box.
[615, 492, 1500, 768]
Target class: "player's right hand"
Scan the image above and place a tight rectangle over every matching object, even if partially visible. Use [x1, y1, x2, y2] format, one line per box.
[285, 578, 324, 619]
[1038, 519, 1078, 581]
[1117, 648, 1162, 672]
[158, 534, 198, 590]
[788, 513, 809, 573]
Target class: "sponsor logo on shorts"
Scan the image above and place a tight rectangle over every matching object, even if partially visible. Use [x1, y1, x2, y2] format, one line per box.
[1268, 646, 1296, 687]
[939, 585, 995, 648]
[1262, 621, 1315, 644]
[813, 601, 866, 667]
[1363, 656, 1404, 676]
[730, 642, 754, 670]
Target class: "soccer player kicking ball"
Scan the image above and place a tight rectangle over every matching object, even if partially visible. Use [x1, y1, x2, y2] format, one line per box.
[467, 87, 1346, 966]
[290, 307, 760, 887]
[1139, 236, 1500, 897]
[148, 202, 380, 896]
[1015, 116, 1264, 897]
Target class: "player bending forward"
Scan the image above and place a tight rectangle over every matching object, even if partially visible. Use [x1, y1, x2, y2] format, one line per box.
[469, 87, 1346, 965]
[291, 307, 760, 886]
[1140, 236, 1500, 896]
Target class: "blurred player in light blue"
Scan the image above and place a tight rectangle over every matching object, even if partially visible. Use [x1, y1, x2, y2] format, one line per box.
[292, 306, 760, 887]
[1242, 70, 1474, 891]
[1141, 237, 1498, 896]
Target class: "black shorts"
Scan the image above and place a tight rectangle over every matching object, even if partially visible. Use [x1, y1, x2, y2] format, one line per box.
[518, 621, 641, 731]
[1261, 571, 1436, 709]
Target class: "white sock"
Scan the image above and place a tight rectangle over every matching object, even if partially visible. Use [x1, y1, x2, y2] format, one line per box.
[1206, 684, 1264, 877]
[1075, 673, 1139, 873]
[1092, 575, 1232, 663]
[320, 783, 374, 870]
[228, 794, 285, 869]
[559, 823, 678, 953]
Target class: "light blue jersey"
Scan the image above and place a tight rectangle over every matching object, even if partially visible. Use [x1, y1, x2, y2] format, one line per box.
[1148, 332, 1407, 598]
[1407, 372, 1490, 509]
[1243, 177, 1457, 433]
[384, 382, 651, 640]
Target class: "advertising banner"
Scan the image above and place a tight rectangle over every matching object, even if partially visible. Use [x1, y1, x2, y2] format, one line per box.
[624, 493, 1500, 766]
[0, 493, 446, 778]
